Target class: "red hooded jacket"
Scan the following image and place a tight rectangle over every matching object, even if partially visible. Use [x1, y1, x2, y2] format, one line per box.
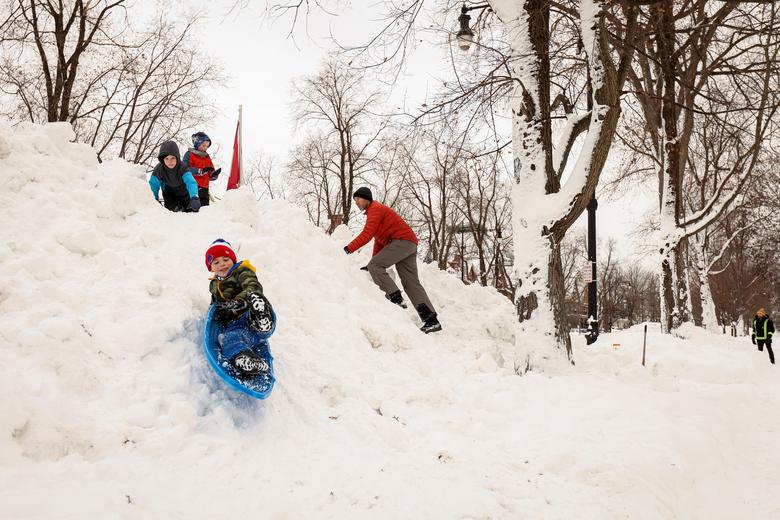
[346, 201, 418, 256]
[182, 149, 215, 189]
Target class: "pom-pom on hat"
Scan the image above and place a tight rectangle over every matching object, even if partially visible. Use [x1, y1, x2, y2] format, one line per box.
[192, 132, 211, 150]
[205, 239, 237, 270]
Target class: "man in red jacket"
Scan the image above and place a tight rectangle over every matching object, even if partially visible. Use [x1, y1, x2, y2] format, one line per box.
[344, 187, 441, 334]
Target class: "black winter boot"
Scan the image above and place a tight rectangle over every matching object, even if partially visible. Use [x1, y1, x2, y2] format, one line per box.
[386, 290, 408, 309]
[247, 292, 274, 333]
[416, 304, 442, 334]
[421, 315, 442, 334]
[232, 350, 269, 375]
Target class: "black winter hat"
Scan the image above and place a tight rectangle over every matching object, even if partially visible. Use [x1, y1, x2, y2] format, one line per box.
[353, 187, 373, 202]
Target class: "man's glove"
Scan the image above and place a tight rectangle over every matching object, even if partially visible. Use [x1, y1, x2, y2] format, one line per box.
[247, 292, 275, 334]
[188, 197, 201, 212]
[343, 246, 350, 255]
[215, 299, 248, 326]
[209, 168, 222, 180]
[752, 336, 756, 345]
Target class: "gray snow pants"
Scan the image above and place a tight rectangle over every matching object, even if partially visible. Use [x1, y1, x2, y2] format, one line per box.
[367, 239, 435, 313]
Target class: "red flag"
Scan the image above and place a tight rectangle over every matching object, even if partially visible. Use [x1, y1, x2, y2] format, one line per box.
[227, 118, 241, 190]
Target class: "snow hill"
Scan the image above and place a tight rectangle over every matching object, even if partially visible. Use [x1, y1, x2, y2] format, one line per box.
[0, 122, 778, 519]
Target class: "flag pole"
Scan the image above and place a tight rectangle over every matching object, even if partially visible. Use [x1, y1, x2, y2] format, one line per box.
[238, 105, 244, 188]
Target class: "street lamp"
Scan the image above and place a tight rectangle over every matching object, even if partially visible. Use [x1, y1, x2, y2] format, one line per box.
[454, 222, 471, 282]
[456, 7, 475, 51]
[455, 4, 490, 51]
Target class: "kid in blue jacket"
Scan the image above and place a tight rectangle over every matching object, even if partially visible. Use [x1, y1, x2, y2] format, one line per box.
[149, 140, 200, 212]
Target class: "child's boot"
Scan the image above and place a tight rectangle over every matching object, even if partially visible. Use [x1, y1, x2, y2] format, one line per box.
[232, 350, 269, 375]
[247, 292, 275, 334]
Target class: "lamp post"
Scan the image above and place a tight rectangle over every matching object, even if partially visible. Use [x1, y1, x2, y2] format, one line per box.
[455, 222, 470, 282]
[585, 197, 599, 344]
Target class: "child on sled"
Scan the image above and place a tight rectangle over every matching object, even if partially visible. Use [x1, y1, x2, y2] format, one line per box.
[206, 239, 275, 375]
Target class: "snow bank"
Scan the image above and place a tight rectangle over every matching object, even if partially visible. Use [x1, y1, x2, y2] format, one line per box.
[0, 122, 777, 519]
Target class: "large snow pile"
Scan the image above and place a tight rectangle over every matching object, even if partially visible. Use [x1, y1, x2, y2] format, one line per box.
[0, 122, 777, 519]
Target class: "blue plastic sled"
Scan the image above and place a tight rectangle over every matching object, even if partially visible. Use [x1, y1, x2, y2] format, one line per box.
[203, 305, 276, 399]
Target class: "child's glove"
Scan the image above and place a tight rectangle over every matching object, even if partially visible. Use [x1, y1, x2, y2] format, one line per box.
[188, 197, 201, 212]
[209, 168, 222, 180]
[247, 292, 274, 334]
[215, 299, 248, 326]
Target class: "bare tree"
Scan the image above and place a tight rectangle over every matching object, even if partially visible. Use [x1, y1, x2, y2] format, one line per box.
[92, 15, 221, 165]
[286, 133, 338, 228]
[370, 126, 415, 209]
[617, 0, 780, 332]
[245, 152, 286, 200]
[455, 150, 509, 287]
[597, 239, 620, 332]
[291, 56, 386, 224]
[403, 116, 469, 271]
[1, 4, 222, 165]
[0, 0, 129, 122]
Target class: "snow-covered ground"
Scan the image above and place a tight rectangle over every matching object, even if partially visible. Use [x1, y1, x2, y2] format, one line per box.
[0, 123, 778, 519]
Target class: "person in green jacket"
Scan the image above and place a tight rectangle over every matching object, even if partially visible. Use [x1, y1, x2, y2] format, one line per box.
[206, 239, 275, 374]
[751, 308, 775, 365]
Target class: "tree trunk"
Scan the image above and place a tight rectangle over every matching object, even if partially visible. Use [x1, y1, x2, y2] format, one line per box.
[508, 0, 574, 369]
[698, 268, 719, 331]
[676, 239, 692, 324]
[655, 0, 685, 332]
[499, 0, 629, 368]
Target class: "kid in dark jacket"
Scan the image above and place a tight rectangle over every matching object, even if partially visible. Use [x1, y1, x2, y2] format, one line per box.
[183, 132, 220, 207]
[206, 239, 275, 375]
[149, 140, 200, 212]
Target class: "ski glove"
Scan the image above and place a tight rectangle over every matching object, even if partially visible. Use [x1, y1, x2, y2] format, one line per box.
[752, 336, 756, 345]
[343, 246, 350, 255]
[209, 168, 222, 180]
[247, 292, 275, 334]
[188, 197, 201, 212]
[215, 299, 248, 326]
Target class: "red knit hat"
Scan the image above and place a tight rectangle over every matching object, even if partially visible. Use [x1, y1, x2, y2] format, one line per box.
[205, 239, 237, 270]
